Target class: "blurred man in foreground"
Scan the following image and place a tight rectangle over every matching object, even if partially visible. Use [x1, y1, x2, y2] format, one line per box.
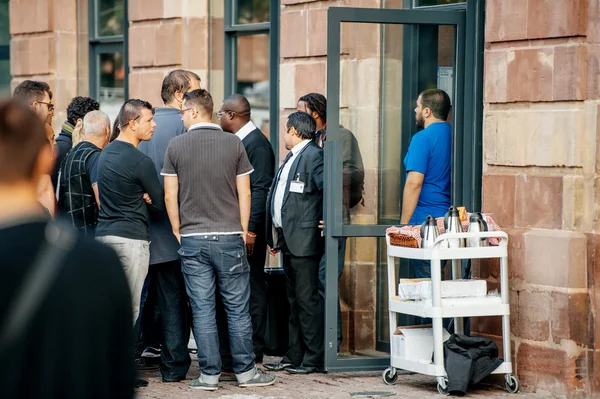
[0, 99, 134, 398]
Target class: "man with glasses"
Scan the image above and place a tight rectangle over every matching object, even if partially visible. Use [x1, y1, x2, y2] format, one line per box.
[136, 70, 201, 383]
[95, 99, 165, 388]
[13, 80, 57, 217]
[163, 89, 276, 390]
[218, 94, 275, 365]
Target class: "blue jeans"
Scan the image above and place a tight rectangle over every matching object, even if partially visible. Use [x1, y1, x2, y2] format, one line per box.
[178, 234, 256, 383]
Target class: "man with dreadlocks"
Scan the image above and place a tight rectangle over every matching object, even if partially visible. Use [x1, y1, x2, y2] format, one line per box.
[296, 92, 364, 352]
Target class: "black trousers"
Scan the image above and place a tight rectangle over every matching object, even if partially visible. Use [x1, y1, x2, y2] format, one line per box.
[279, 231, 324, 368]
[147, 260, 192, 379]
[248, 229, 268, 361]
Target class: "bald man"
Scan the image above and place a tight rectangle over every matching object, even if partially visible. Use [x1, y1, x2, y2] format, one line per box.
[218, 94, 275, 363]
[57, 110, 111, 235]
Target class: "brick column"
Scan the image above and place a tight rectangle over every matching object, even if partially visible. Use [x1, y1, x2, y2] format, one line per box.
[9, 0, 78, 132]
[478, 0, 600, 396]
[128, 0, 210, 107]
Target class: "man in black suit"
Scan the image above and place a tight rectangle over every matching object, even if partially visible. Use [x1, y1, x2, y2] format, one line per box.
[218, 94, 275, 363]
[263, 112, 324, 375]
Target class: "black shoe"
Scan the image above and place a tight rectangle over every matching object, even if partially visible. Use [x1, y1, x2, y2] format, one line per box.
[135, 357, 160, 371]
[263, 362, 294, 371]
[162, 375, 186, 383]
[285, 365, 323, 375]
[134, 378, 149, 388]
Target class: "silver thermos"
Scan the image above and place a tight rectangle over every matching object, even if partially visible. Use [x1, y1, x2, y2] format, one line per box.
[467, 212, 488, 247]
[444, 206, 465, 248]
[420, 215, 440, 248]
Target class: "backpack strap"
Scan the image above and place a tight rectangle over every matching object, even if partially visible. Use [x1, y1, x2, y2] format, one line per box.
[0, 221, 77, 348]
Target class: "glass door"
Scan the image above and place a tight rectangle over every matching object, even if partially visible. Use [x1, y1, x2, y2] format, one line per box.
[323, 6, 466, 371]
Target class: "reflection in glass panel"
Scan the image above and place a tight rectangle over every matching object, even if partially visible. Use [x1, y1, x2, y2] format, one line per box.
[97, 0, 124, 37]
[415, 0, 465, 6]
[0, 59, 10, 97]
[236, 34, 270, 137]
[334, 22, 456, 354]
[0, 0, 9, 46]
[0, 0, 10, 97]
[98, 52, 125, 123]
[235, 0, 270, 24]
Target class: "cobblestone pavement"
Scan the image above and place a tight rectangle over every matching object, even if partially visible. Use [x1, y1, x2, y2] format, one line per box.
[135, 356, 556, 399]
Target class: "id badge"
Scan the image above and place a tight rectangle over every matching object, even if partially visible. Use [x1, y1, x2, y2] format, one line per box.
[290, 174, 305, 193]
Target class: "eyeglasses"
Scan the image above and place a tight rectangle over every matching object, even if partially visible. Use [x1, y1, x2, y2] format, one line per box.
[178, 107, 193, 115]
[119, 115, 140, 129]
[217, 110, 250, 120]
[36, 101, 54, 112]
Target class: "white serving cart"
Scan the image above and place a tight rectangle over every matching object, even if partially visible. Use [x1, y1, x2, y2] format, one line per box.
[383, 231, 519, 395]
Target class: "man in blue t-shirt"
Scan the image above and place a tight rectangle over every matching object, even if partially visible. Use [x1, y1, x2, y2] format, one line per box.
[401, 89, 452, 278]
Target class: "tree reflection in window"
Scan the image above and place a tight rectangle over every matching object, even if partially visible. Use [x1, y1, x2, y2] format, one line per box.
[235, 0, 269, 24]
[98, 0, 124, 37]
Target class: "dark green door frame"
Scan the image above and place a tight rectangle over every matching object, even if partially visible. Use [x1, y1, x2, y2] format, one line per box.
[324, 6, 470, 372]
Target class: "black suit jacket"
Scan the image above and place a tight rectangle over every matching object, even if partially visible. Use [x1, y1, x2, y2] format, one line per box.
[241, 128, 275, 234]
[266, 141, 324, 257]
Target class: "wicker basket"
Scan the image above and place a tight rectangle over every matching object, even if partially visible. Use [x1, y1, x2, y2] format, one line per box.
[388, 233, 419, 248]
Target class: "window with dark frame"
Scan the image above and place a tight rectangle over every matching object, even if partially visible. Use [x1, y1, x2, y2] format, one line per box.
[0, 0, 10, 97]
[88, 0, 128, 123]
[225, 0, 279, 161]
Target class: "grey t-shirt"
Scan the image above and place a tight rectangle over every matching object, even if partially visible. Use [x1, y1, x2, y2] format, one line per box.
[138, 108, 186, 264]
[161, 123, 253, 236]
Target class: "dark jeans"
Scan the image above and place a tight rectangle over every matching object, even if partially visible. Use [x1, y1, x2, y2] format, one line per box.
[279, 231, 324, 368]
[318, 237, 347, 352]
[218, 229, 269, 369]
[179, 234, 255, 381]
[147, 260, 192, 379]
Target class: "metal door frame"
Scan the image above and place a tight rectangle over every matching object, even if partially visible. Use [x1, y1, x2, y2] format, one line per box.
[324, 6, 467, 372]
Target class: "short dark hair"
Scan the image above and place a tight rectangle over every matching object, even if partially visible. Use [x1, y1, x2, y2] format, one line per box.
[161, 69, 201, 104]
[298, 93, 327, 124]
[114, 99, 154, 133]
[12, 80, 51, 104]
[419, 89, 451, 121]
[287, 112, 316, 140]
[0, 99, 48, 183]
[183, 89, 213, 116]
[66, 96, 100, 125]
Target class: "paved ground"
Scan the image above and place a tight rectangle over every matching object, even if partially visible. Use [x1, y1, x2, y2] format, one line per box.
[135, 356, 556, 399]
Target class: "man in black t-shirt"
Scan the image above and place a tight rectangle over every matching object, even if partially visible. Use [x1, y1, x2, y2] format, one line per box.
[0, 99, 134, 398]
[57, 110, 111, 235]
[96, 99, 165, 328]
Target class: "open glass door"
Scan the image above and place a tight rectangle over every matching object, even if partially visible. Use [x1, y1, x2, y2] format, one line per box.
[324, 6, 466, 371]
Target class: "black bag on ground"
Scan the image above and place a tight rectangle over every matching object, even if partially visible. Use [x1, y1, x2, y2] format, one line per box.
[443, 333, 503, 395]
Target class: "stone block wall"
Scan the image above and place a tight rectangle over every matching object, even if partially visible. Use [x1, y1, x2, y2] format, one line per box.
[127, 0, 210, 107]
[476, 0, 600, 396]
[9, 0, 78, 132]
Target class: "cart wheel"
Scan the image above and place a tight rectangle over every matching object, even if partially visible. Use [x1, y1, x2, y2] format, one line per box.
[382, 367, 398, 385]
[437, 379, 450, 396]
[505, 375, 519, 393]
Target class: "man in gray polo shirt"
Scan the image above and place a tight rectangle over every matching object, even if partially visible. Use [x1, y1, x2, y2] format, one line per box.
[162, 89, 276, 391]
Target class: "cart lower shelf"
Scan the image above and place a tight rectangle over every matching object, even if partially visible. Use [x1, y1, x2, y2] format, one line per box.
[390, 356, 513, 377]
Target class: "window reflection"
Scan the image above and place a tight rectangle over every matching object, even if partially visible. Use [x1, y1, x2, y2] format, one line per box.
[414, 0, 465, 6]
[236, 34, 270, 135]
[0, 0, 10, 97]
[97, 0, 124, 37]
[235, 0, 270, 24]
[99, 52, 125, 122]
